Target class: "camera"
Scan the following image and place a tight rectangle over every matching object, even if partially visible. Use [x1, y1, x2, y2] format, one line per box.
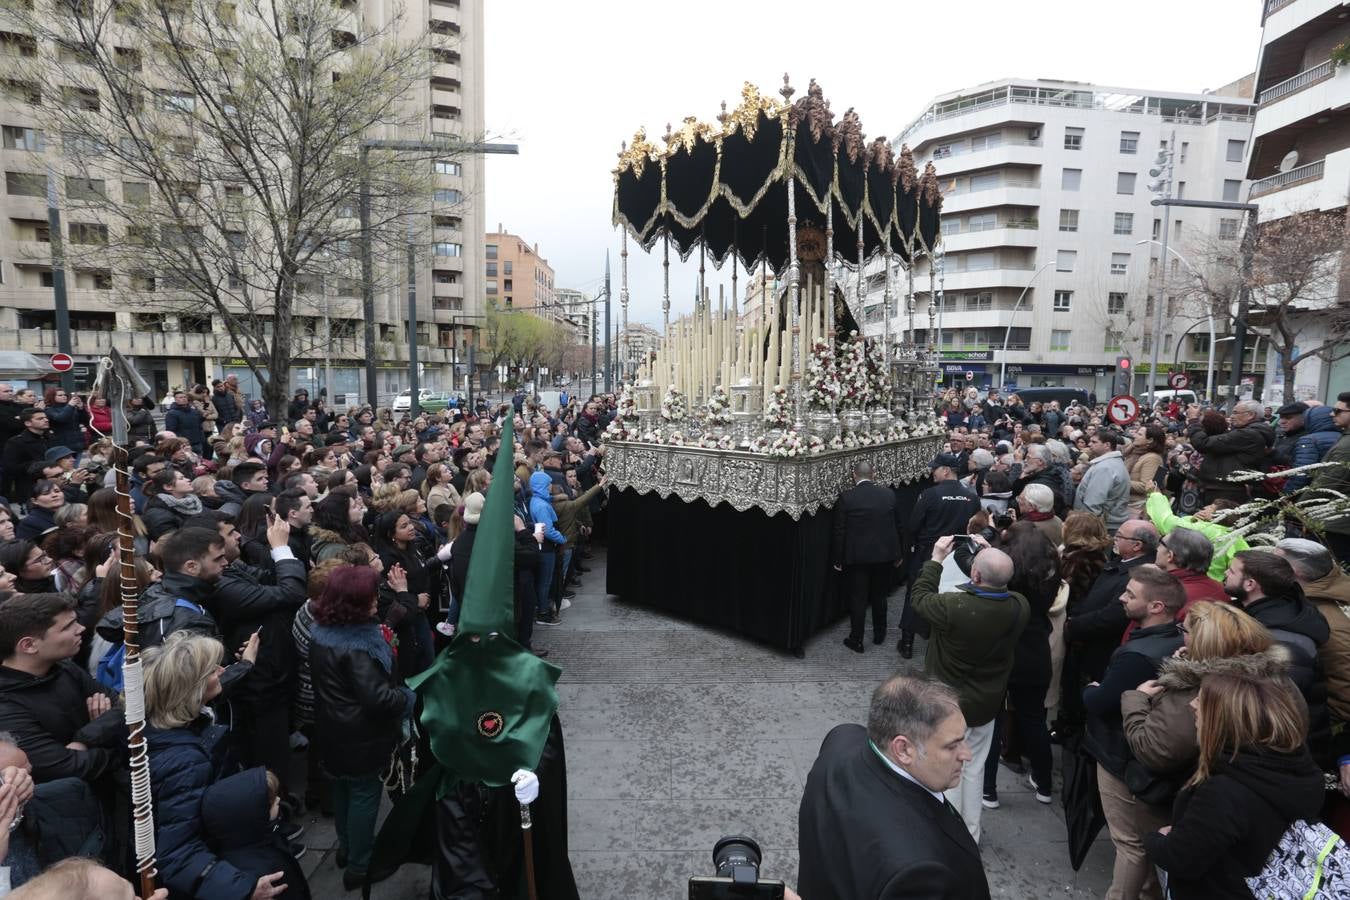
[993, 512, 1014, 531]
[688, 835, 785, 899]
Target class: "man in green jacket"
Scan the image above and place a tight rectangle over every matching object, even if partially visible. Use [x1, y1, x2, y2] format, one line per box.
[1309, 392, 1350, 566]
[1144, 488, 1249, 582]
[910, 535, 1028, 843]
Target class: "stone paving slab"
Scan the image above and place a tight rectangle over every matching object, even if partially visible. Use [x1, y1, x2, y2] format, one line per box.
[298, 546, 1115, 899]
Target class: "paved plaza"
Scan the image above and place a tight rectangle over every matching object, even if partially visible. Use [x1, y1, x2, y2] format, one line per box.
[296, 547, 1115, 899]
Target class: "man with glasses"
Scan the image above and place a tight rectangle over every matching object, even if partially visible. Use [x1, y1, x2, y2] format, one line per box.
[1185, 399, 1275, 505]
[1310, 392, 1350, 566]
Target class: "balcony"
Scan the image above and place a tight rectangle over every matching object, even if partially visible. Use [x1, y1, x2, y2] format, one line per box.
[926, 140, 1043, 175]
[0, 327, 232, 356]
[939, 265, 1039, 292]
[940, 225, 1040, 253]
[1249, 158, 1324, 198]
[1258, 59, 1334, 105]
[939, 183, 1041, 215]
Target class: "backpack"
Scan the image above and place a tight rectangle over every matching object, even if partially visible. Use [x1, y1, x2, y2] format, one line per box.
[95, 643, 126, 693]
[1246, 818, 1350, 899]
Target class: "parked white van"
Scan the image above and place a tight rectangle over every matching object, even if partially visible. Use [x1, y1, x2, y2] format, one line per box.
[1149, 389, 1198, 408]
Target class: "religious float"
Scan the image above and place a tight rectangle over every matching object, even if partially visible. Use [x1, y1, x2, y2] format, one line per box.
[603, 76, 947, 653]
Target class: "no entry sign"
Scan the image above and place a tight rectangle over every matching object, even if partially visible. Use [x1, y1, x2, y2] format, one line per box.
[49, 353, 74, 373]
[1168, 372, 1189, 390]
[1107, 394, 1140, 426]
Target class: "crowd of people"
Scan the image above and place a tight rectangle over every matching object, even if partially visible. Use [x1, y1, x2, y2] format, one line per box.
[826, 384, 1350, 898]
[0, 377, 615, 897]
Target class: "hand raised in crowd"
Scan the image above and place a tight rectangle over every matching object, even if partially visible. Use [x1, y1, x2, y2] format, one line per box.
[0, 767, 32, 808]
[1134, 679, 1164, 697]
[387, 563, 408, 593]
[251, 871, 289, 899]
[931, 534, 957, 562]
[95, 553, 115, 579]
[0, 780, 23, 863]
[266, 514, 291, 549]
[68, 467, 91, 484]
[239, 629, 261, 664]
[86, 692, 111, 720]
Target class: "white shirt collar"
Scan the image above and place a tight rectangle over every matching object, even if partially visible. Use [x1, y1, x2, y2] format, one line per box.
[869, 740, 944, 804]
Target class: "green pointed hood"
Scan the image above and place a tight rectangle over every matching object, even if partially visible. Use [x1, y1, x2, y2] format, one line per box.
[408, 417, 561, 788]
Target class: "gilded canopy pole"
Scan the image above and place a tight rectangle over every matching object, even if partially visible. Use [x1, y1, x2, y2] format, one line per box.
[906, 266, 915, 347]
[620, 229, 630, 383]
[883, 247, 893, 355]
[927, 250, 938, 352]
[823, 201, 834, 346]
[662, 234, 672, 387]
[855, 219, 865, 338]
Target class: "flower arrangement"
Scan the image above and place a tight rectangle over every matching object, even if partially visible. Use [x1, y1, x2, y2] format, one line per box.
[753, 429, 825, 458]
[804, 341, 840, 411]
[698, 432, 736, 450]
[603, 388, 640, 441]
[866, 340, 893, 409]
[835, 334, 870, 410]
[763, 385, 790, 429]
[660, 387, 688, 422]
[704, 385, 731, 427]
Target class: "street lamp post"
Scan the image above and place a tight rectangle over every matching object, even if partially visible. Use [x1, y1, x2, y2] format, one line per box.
[358, 138, 518, 408]
[1135, 239, 1216, 403]
[998, 261, 1056, 389]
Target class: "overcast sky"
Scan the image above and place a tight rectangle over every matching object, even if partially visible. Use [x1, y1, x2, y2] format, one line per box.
[483, 0, 1261, 332]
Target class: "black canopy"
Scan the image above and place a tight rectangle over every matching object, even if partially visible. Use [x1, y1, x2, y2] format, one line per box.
[612, 79, 943, 275]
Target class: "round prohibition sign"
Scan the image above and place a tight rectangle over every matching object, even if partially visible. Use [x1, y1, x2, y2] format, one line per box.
[1107, 394, 1140, 426]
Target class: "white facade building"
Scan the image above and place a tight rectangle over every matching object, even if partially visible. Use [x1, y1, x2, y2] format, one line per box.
[1246, 0, 1350, 402]
[873, 78, 1254, 396]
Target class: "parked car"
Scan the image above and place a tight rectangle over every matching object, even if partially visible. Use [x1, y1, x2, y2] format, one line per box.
[392, 389, 441, 413]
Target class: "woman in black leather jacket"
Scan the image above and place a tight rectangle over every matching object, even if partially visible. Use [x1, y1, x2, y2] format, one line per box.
[309, 564, 414, 890]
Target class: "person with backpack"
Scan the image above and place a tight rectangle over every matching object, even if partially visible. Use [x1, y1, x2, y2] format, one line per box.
[1144, 671, 1325, 900]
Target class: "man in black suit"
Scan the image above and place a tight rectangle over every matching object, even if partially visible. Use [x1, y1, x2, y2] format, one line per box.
[897, 463, 980, 658]
[798, 674, 990, 900]
[832, 461, 901, 653]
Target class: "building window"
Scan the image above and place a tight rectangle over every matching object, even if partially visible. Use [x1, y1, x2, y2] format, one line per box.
[1104, 331, 1123, 352]
[1116, 172, 1136, 195]
[965, 292, 992, 311]
[1050, 329, 1071, 351]
[433, 159, 461, 176]
[1152, 218, 1160, 240]
[1059, 209, 1079, 232]
[66, 176, 106, 201]
[433, 242, 461, 257]
[485, 279, 496, 294]
[1163, 333, 1173, 353]
[1108, 292, 1127, 314]
[4, 170, 43, 197]
[1179, 142, 1188, 163]
[1222, 179, 1241, 202]
[1061, 168, 1082, 191]
[1119, 131, 1139, 154]
[485, 243, 497, 260]
[503, 278, 513, 291]
[503, 260, 512, 274]
[1111, 252, 1129, 276]
[941, 216, 961, 235]
[967, 212, 996, 232]
[1175, 181, 1185, 200]
[485, 262, 496, 276]
[1064, 126, 1084, 150]
[1054, 290, 1073, 311]
[1141, 333, 1152, 353]
[1219, 218, 1239, 240]
[1056, 251, 1076, 273]
[1192, 333, 1210, 353]
[69, 222, 107, 244]
[433, 188, 462, 204]
[1, 126, 41, 150]
[1113, 212, 1133, 235]
[1226, 139, 1245, 163]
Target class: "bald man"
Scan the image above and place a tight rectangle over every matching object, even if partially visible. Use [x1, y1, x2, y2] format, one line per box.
[909, 534, 1029, 843]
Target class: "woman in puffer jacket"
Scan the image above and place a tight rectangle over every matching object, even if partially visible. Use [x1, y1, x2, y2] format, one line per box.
[144, 631, 302, 900]
[1120, 600, 1290, 805]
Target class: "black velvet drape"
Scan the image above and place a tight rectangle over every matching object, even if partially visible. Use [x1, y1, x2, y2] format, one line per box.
[605, 481, 927, 652]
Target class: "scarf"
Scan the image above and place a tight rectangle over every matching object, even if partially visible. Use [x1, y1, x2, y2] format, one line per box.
[1024, 510, 1054, 522]
[159, 493, 204, 516]
[311, 621, 395, 672]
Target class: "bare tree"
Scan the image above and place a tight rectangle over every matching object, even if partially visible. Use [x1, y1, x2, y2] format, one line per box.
[8, 0, 466, 415]
[1184, 211, 1350, 403]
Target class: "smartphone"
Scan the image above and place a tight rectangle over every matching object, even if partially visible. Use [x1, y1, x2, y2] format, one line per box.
[266, 510, 276, 524]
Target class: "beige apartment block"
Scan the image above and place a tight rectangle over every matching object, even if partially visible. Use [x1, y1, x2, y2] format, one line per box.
[0, 0, 486, 406]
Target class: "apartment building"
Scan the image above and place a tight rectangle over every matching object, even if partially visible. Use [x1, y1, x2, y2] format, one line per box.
[553, 287, 595, 346]
[1246, 0, 1350, 400]
[485, 228, 555, 325]
[0, 0, 486, 406]
[877, 78, 1254, 395]
[617, 322, 661, 377]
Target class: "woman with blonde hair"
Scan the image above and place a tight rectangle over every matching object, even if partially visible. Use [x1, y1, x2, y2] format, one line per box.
[1144, 671, 1322, 899]
[464, 466, 491, 498]
[1121, 602, 1288, 803]
[144, 632, 302, 899]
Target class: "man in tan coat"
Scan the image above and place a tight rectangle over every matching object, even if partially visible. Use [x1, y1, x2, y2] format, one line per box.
[1278, 538, 1350, 739]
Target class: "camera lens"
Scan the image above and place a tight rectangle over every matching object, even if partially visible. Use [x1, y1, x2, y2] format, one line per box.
[712, 835, 761, 880]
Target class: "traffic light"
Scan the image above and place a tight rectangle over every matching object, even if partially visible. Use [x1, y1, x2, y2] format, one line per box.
[1115, 355, 1133, 396]
[1148, 147, 1172, 207]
